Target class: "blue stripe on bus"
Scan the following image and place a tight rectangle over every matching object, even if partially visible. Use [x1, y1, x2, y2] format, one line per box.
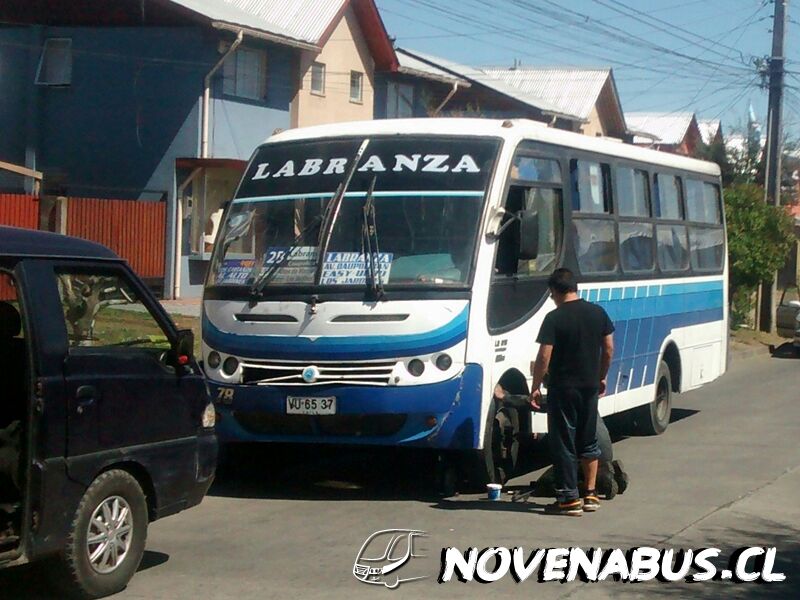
[203, 281, 722, 378]
[588, 280, 724, 394]
[203, 306, 470, 361]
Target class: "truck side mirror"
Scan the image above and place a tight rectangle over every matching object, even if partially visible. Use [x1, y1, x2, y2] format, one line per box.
[517, 210, 539, 260]
[174, 329, 195, 366]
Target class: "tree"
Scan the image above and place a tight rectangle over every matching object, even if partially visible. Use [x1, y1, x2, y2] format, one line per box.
[724, 183, 795, 326]
[695, 138, 734, 186]
[724, 119, 763, 186]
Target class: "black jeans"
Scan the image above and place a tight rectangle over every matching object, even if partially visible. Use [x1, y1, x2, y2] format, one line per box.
[547, 387, 601, 502]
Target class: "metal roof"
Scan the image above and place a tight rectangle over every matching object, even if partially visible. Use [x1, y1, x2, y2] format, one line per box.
[697, 119, 722, 145]
[396, 49, 469, 85]
[168, 0, 347, 45]
[397, 49, 582, 122]
[267, 118, 720, 176]
[627, 112, 695, 145]
[0, 226, 118, 260]
[481, 67, 612, 120]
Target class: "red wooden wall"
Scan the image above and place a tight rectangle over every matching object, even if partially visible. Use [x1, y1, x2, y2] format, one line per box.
[66, 198, 166, 279]
[0, 194, 38, 299]
[0, 194, 39, 229]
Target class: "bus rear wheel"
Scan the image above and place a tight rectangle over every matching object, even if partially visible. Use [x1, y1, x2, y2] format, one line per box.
[464, 400, 519, 490]
[632, 360, 672, 435]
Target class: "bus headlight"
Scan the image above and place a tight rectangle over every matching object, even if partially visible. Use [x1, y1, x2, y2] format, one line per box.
[435, 354, 452, 371]
[407, 359, 425, 377]
[222, 356, 239, 376]
[207, 351, 221, 369]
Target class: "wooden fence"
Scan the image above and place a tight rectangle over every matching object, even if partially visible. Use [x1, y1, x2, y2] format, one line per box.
[0, 274, 16, 302]
[66, 197, 166, 279]
[0, 193, 39, 230]
[0, 194, 38, 300]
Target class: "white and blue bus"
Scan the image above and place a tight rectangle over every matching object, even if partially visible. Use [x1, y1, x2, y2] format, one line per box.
[202, 118, 727, 486]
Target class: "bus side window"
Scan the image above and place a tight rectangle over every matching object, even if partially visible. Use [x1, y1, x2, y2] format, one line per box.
[654, 173, 683, 220]
[494, 185, 562, 278]
[571, 160, 612, 213]
[494, 187, 525, 276]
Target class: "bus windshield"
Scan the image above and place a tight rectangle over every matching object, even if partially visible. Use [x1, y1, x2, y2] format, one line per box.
[208, 136, 500, 292]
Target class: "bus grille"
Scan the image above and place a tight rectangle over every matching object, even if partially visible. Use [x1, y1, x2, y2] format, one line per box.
[240, 358, 397, 386]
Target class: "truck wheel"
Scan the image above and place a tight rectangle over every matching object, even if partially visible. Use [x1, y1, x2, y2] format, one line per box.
[55, 469, 148, 599]
[464, 399, 519, 490]
[632, 361, 672, 435]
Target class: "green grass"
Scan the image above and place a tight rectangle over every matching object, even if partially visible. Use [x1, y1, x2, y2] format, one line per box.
[91, 308, 202, 354]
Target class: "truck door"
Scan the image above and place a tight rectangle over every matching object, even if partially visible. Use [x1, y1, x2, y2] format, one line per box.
[54, 266, 205, 460]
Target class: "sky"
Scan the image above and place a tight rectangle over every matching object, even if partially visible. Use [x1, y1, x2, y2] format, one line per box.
[375, 0, 800, 138]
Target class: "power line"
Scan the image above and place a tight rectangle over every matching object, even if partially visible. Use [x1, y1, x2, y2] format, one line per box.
[623, 1, 769, 104]
[399, 0, 754, 84]
[594, 0, 765, 64]
[498, 0, 756, 79]
[560, 0, 756, 71]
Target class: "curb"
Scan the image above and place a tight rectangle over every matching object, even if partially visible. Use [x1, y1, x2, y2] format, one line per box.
[731, 346, 769, 361]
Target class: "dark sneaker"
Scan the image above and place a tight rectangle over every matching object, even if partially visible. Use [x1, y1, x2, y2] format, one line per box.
[612, 460, 629, 495]
[582, 493, 600, 512]
[544, 498, 583, 516]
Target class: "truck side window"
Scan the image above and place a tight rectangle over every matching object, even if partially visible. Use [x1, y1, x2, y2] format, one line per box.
[56, 271, 172, 351]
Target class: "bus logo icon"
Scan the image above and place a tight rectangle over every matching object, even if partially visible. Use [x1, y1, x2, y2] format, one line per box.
[302, 365, 320, 383]
[353, 529, 428, 589]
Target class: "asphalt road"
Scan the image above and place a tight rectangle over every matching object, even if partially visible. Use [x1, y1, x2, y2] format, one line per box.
[3, 349, 799, 599]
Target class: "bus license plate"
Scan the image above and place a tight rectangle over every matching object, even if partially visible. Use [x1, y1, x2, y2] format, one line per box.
[286, 396, 337, 415]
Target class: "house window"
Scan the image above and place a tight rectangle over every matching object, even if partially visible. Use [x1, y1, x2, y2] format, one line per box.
[223, 47, 267, 100]
[350, 71, 363, 103]
[386, 81, 414, 118]
[310, 62, 326, 95]
[36, 38, 72, 86]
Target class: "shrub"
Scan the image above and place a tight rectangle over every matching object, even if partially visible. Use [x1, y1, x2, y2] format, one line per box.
[724, 184, 795, 326]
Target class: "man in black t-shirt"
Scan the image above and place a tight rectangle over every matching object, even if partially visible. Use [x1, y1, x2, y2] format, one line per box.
[530, 268, 615, 516]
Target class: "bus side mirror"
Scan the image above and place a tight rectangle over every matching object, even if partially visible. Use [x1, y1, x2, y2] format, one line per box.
[517, 210, 539, 260]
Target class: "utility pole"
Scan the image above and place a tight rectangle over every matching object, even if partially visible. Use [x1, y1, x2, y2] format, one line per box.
[759, 0, 788, 332]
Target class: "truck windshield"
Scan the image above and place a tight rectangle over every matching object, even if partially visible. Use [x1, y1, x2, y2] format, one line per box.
[208, 136, 500, 291]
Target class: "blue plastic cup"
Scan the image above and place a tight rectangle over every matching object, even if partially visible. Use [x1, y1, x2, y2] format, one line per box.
[487, 483, 502, 501]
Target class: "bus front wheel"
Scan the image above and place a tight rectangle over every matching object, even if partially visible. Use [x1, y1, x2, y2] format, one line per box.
[632, 360, 672, 435]
[464, 399, 519, 490]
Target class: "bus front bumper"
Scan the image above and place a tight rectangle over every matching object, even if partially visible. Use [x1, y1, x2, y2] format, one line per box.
[209, 364, 483, 450]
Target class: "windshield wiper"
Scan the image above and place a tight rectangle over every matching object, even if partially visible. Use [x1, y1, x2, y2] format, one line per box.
[249, 139, 371, 301]
[361, 176, 385, 300]
[313, 139, 371, 285]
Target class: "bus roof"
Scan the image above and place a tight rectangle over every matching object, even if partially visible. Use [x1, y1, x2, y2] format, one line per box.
[267, 118, 721, 178]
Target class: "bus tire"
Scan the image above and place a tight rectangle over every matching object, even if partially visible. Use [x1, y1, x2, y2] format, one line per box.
[464, 399, 519, 490]
[632, 360, 672, 435]
[54, 469, 148, 599]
